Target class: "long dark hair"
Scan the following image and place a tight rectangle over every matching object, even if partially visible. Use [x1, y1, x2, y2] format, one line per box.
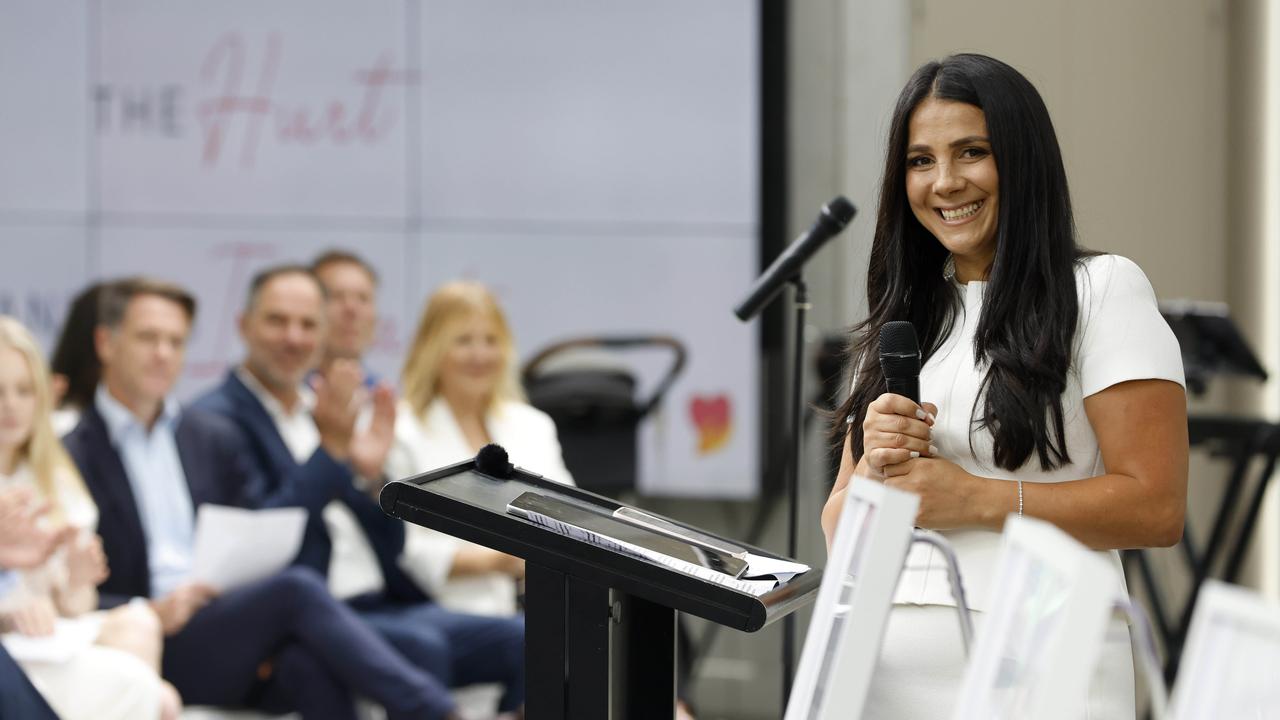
[50, 282, 106, 412]
[834, 53, 1088, 472]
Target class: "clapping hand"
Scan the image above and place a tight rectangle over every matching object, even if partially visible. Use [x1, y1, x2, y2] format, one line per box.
[0, 487, 75, 571]
[350, 382, 396, 484]
[312, 360, 364, 461]
[65, 532, 110, 588]
[313, 360, 397, 482]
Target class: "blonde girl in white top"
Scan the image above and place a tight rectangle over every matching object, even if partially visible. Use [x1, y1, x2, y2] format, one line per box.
[0, 315, 182, 720]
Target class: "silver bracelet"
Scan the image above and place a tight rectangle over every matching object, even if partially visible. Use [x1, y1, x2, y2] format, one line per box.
[1017, 479, 1024, 517]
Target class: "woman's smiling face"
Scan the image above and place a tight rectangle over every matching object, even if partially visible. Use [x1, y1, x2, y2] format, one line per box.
[905, 97, 1000, 283]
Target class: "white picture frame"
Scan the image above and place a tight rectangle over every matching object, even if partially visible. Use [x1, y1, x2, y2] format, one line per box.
[1167, 579, 1280, 719]
[952, 515, 1119, 720]
[784, 477, 920, 720]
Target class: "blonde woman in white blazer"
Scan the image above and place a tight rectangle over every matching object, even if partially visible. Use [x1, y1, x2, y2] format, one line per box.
[387, 282, 574, 618]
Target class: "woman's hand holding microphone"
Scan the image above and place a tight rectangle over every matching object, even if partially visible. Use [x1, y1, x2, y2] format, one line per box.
[860, 393, 937, 477]
[824, 393, 995, 546]
[868, 394, 995, 530]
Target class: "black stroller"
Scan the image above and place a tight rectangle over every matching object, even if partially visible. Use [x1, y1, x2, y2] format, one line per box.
[521, 335, 687, 495]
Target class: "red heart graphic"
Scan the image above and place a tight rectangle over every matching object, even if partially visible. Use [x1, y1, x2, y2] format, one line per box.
[690, 395, 729, 428]
[689, 395, 732, 454]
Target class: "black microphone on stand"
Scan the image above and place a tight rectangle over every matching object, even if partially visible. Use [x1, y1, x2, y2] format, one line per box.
[879, 321, 921, 403]
[734, 196, 857, 321]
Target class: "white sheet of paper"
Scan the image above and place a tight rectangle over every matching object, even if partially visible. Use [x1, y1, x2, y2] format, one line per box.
[2, 615, 102, 664]
[192, 505, 307, 592]
[743, 552, 810, 583]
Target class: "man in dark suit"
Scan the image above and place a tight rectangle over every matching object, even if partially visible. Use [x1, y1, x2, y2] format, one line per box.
[194, 265, 525, 718]
[63, 278, 463, 720]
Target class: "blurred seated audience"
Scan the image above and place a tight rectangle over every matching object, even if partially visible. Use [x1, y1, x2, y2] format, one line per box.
[387, 280, 574, 617]
[0, 315, 179, 719]
[63, 279, 465, 720]
[194, 266, 525, 719]
[49, 282, 106, 436]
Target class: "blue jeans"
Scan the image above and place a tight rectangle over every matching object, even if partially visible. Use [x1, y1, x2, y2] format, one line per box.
[356, 600, 526, 713]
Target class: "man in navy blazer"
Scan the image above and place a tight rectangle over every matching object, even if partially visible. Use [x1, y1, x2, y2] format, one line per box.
[194, 265, 525, 718]
[63, 278, 464, 720]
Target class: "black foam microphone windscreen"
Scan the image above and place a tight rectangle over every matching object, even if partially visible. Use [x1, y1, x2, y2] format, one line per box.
[879, 321, 921, 404]
[475, 443, 515, 478]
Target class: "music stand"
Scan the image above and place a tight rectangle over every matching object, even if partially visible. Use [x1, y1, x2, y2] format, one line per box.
[1160, 299, 1267, 395]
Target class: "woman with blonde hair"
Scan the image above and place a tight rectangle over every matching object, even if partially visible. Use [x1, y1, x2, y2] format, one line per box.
[0, 315, 182, 720]
[387, 281, 573, 617]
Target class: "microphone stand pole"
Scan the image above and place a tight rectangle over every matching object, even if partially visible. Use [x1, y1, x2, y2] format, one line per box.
[732, 195, 855, 713]
[781, 273, 809, 707]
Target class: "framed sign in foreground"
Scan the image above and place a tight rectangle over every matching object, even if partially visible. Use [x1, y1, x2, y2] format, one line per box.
[785, 477, 919, 720]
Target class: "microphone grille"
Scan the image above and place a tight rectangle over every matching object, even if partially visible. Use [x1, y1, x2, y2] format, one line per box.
[879, 321, 919, 354]
[879, 321, 921, 378]
[823, 196, 857, 227]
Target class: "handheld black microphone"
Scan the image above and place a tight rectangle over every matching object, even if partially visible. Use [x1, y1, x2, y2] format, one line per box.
[733, 196, 857, 321]
[879, 321, 921, 404]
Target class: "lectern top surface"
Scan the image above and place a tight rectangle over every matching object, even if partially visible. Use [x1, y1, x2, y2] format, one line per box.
[381, 459, 821, 632]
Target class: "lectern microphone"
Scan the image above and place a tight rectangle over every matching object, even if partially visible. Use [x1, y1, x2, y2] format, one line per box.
[733, 196, 856, 321]
[476, 444, 514, 478]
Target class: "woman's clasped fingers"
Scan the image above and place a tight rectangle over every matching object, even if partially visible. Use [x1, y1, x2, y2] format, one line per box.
[864, 396, 933, 438]
[862, 393, 937, 473]
[866, 393, 936, 426]
[865, 446, 924, 472]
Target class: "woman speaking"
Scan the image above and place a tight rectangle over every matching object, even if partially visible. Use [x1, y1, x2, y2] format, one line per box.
[822, 54, 1188, 718]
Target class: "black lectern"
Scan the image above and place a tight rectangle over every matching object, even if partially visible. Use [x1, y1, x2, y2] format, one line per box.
[380, 452, 822, 720]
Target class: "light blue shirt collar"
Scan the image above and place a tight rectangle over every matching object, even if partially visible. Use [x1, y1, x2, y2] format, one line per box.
[96, 385, 182, 446]
[93, 385, 194, 597]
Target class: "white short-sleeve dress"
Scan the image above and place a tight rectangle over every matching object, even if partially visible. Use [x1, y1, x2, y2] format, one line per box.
[862, 254, 1185, 719]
